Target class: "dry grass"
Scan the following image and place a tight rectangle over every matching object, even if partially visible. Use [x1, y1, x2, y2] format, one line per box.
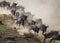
[0, 14, 19, 37]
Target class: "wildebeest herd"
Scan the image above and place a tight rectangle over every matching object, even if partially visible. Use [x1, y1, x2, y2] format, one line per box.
[0, 0, 60, 43]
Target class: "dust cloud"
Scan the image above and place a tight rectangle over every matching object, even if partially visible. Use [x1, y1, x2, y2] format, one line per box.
[0, 0, 60, 31]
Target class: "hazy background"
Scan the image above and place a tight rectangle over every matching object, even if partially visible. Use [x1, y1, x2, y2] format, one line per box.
[0, 0, 60, 31]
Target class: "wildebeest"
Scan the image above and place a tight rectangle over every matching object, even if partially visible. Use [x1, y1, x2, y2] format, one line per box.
[0, 1, 10, 7]
[16, 14, 28, 26]
[49, 34, 60, 43]
[43, 30, 59, 43]
[29, 21, 40, 36]
[35, 18, 48, 34]
[44, 31, 59, 38]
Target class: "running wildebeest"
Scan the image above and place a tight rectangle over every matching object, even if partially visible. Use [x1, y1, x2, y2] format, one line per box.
[0, 1, 10, 7]
[49, 34, 60, 43]
[29, 20, 40, 36]
[30, 24, 48, 36]
[43, 30, 59, 43]
[16, 14, 28, 26]
[30, 24, 40, 36]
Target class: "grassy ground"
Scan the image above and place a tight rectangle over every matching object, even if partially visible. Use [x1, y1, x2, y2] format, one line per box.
[0, 14, 19, 37]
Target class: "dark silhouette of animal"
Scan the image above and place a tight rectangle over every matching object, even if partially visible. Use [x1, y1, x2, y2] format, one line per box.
[0, 35, 2, 38]
[0, 1, 10, 7]
[43, 31, 59, 43]
[49, 34, 60, 43]
[41, 24, 48, 34]
[44, 31, 59, 38]
[16, 14, 28, 26]
[0, 21, 4, 25]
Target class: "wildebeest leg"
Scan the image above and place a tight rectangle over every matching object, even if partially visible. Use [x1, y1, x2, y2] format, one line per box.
[42, 30, 45, 34]
[23, 20, 27, 27]
[18, 21, 21, 28]
[23, 21, 24, 26]
[21, 20, 24, 27]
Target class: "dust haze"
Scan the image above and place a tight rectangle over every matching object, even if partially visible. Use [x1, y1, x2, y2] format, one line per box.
[0, 0, 60, 31]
